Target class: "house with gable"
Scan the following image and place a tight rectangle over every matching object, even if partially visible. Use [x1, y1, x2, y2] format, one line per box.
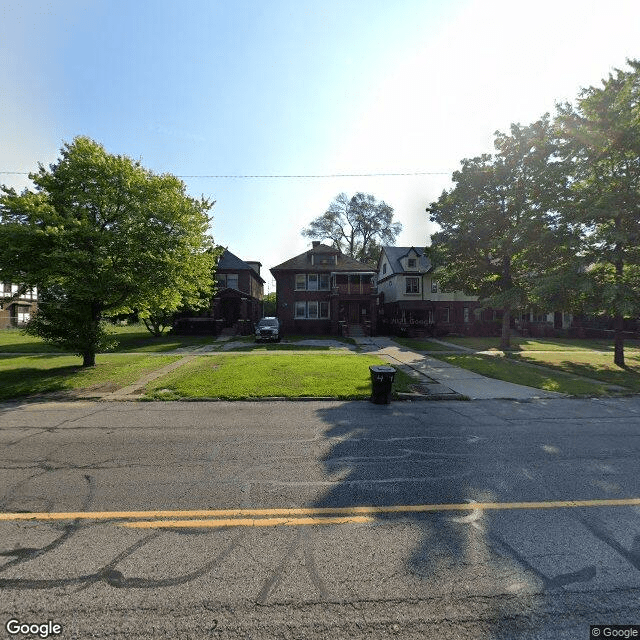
[0, 284, 38, 329]
[173, 248, 264, 335]
[270, 241, 377, 336]
[211, 249, 264, 332]
[376, 246, 481, 334]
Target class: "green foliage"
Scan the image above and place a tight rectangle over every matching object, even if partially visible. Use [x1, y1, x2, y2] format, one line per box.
[0, 137, 216, 364]
[262, 291, 277, 316]
[429, 117, 571, 347]
[555, 59, 640, 365]
[302, 192, 401, 265]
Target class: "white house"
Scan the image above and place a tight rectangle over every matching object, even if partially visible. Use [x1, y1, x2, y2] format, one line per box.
[376, 246, 480, 332]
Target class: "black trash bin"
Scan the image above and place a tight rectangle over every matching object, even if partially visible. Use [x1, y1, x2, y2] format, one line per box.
[369, 365, 396, 404]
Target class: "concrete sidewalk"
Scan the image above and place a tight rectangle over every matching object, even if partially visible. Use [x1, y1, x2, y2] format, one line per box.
[353, 336, 564, 400]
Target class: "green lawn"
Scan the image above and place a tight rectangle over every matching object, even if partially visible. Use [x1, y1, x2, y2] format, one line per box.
[430, 353, 613, 396]
[439, 336, 640, 353]
[0, 325, 359, 354]
[145, 353, 412, 400]
[228, 344, 335, 351]
[0, 329, 63, 353]
[285, 334, 357, 345]
[0, 354, 180, 401]
[392, 337, 457, 352]
[513, 350, 640, 392]
[0, 325, 223, 353]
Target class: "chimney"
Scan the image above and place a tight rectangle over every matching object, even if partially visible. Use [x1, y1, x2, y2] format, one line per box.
[246, 261, 261, 276]
[312, 241, 320, 248]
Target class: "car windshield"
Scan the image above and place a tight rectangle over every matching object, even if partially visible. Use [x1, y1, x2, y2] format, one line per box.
[258, 319, 278, 327]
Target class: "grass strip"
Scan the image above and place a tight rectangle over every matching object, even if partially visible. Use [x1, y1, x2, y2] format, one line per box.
[513, 351, 640, 392]
[392, 337, 458, 352]
[429, 353, 612, 396]
[145, 353, 413, 400]
[441, 336, 640, 353]
[0, 354, 181, 401]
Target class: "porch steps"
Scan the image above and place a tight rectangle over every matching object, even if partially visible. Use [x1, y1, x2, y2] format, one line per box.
[348, 324, 365, 337]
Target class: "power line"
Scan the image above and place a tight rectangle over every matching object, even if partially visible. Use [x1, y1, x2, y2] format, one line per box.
[0, 170, 450, 179]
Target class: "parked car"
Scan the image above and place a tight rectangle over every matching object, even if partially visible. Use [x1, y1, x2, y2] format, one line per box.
[255, 317, 282, 342]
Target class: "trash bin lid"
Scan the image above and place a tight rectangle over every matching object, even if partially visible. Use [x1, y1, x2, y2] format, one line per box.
[369, 366, 396, 373]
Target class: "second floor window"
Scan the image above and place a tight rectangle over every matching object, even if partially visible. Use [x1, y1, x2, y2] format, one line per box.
[295, 274, 331, 290]
[406, 277, 419, 294]
[431, 280, 438, 293]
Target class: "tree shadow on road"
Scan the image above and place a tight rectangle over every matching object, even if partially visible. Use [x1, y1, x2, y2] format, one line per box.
[309, 400, 602, 637]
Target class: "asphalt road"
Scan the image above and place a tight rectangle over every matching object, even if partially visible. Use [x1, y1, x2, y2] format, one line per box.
[1, 398, 640, 639]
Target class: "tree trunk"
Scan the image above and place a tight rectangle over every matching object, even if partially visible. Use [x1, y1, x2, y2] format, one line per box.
[82, 350, 96, 367]
[614, 313, 625, 368]
[499, 306, 511, 351]
[614, 257, 625, 368]
[82, 300, 100, 367]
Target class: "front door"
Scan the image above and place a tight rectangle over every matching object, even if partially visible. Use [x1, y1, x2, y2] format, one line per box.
[348, 303, 359, 324]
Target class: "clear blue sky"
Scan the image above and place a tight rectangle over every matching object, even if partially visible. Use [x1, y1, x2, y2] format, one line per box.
[2, 0, 640, 293]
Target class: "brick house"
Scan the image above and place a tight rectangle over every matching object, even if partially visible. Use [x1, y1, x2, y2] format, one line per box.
[212, 249, 264, 332]
[173, 248, 264, 335]
[0, 284, 38, 329]
[271, 242, 377, 336]
[376, 246, 481, 335]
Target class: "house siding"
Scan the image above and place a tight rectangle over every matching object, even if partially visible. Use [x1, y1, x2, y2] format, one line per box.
[0, 285, 38, 329]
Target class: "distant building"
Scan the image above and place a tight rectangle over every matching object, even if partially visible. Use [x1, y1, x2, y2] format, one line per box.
[0, 284, 38, 329]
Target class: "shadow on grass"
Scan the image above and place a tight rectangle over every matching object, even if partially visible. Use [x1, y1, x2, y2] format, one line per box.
[0, 362, 83, 401]
[516, 355, 640, 392]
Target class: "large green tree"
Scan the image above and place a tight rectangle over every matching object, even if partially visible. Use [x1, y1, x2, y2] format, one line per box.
[555, 60, 640, 367]
[302, 192, 401, 265]
[0, 137, 216, 366]
[428, 117, 572, 350]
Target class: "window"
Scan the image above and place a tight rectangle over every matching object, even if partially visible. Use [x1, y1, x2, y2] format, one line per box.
[442, 307, 450, 323]
[16, 306, 30, 324]
[216, 274, 226, 287]
[382, 263, 387, 275]
[307, 274, 318, 291]
[294, 301, 330, 319]
[464, 307, 469, 323]
[295, 274, 306, 290]
[431, 280, 438, 293]
[405, 277, 419, 294]
[408, 258, 416, 268]
[226, 274, 238, 289]
[319, 274, 330, 290]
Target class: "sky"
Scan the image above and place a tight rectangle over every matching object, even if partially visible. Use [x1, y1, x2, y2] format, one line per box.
[2, 0, 640, 294]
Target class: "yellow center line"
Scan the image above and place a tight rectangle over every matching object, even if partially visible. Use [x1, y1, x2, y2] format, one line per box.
[1, 497, 639, 524]
[121, 515, 376, 529]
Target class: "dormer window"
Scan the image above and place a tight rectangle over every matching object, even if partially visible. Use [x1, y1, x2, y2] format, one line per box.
[408, 258, 417, 268]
